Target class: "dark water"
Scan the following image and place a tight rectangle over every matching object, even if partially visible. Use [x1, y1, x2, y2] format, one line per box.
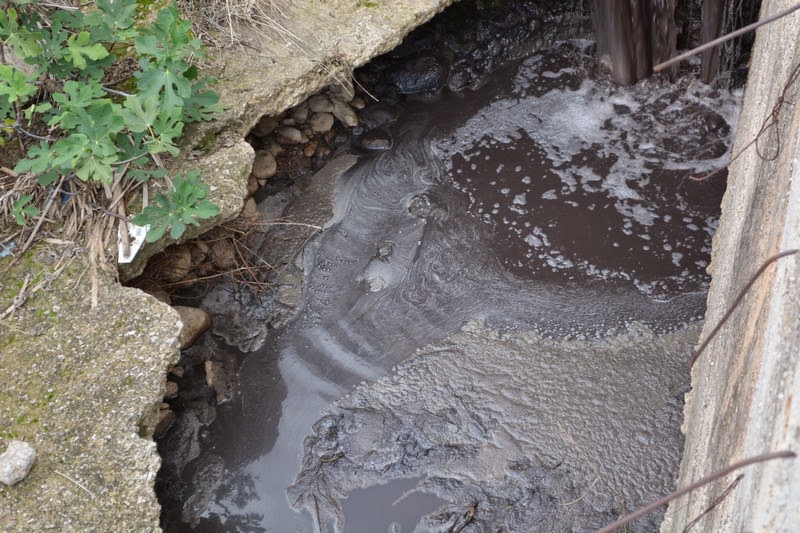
[161, 44, 738, 532]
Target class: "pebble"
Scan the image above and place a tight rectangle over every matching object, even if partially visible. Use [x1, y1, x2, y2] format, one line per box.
[303, 140, 319, 158]
[252, 115, 279, 137]
[329, 78, 355, 102]
[204, 361, 230, 404]
[276, 126, 306, 145]
[251, 150, 277, 179]
[0, 440, 36, 486]
[291, 104, 309, 123]
[351, 96, 366, 110]
[164, 381, 179, 399]
[158, 245, 191, 282]
[309, 112, 335, 133]
[154, 410, 176, 439]
[241, 197, 259, 221]
[247, 173, 259, 196]
[331, 97, 359, 127]
[308, 94, 335, 113]
[212, 240, 236, 270]
[173, 305, 212, 349]
[356, 129, 393, 152]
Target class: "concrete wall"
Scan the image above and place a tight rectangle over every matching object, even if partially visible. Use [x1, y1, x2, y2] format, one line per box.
[661, 1, 800, 530]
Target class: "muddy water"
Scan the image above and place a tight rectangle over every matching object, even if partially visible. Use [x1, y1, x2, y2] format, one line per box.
[163, 44, 738, 532]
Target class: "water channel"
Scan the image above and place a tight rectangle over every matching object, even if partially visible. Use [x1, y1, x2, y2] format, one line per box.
[157, 7, 741, 532]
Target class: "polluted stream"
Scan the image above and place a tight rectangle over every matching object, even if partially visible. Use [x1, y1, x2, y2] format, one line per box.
[158, 39, 739, 532]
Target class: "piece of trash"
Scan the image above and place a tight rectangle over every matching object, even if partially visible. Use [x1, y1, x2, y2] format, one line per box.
[0, 241, 16, 259]
[118, 222, 149, 264]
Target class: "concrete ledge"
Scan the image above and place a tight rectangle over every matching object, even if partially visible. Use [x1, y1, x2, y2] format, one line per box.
[662, 1, 800, 530]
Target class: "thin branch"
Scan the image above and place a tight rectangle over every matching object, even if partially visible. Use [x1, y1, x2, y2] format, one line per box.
[654, 2, 800, 73]
[101, 86, 135, 98]
[689, 249, 799, 368]
[53, 470, 95, 497]
[13, 122, 56, 142]
[597, 450, 796, 533]
[682, 474, 744, 532]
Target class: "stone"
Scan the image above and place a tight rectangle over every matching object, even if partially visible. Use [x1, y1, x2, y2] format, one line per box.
[303, 140, 319, 158]
[252, 115, 280, 137]
[308, 94, 335, 113]
[291, 104, 309, 123]
[358, 105, 401, 129]
[204, 361, 229, 404]
[247, 173, 259, 196]
[173, 305, 212, 349]
[252, 150, 277, 180]
[241, 197, 259, 221]
[276, 126, 306, 145]
[211, 240, 236, 270]
[164, 381, 179, 399]
[387, 53, 448, 95]
[156, 245, 192, 282]
[331, 98, 359, 127]
[315, 145, 332, 159]
[169, 365, 184, 378]
[0, 441, 36, 486]
[309, 112, 335, 133]
[356, 129, 393, 152]
[329, 77, 355, 102]
[281, 118, 296, 126]
[267, 142, 283, 156]
[351, 96, 366, 110]
[154, 409, 176, 440]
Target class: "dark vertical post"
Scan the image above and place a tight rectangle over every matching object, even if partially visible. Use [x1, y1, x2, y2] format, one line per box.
[651, 0, 678, 80]
[701, 0, 726, 83]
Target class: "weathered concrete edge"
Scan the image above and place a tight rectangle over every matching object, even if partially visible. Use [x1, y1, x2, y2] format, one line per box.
[661, 1, 800, 530]
[119, 0, 455, 281]
[0, 252, 182, 531]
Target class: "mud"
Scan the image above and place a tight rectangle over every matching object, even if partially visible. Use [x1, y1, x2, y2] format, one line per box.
[157, 37, 739, 533]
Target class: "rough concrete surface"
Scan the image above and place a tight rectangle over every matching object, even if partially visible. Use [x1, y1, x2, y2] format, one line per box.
[0, 247, 181, 531]
[661, 1, 800, 530]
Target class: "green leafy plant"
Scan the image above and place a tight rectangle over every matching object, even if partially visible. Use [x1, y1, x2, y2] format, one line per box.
[11, 193, 39, 225]
[0, 0, 226, 242]
[132, 170, 219, 242]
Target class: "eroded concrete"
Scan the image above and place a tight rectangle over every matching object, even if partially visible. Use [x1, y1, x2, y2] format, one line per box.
[0, 247, 181, 531]
[661, 1, 800, 530]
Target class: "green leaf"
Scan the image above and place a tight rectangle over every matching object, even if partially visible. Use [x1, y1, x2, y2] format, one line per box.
[75, 153, 115, 183]
[182, 79, 226, 122]
[0, 65, 37, 103]
[120, 95, 159, 133]
[135, 65, 191, 110]
[87, 0, 137, 40]
[0, 9, 43, 59]
[15, 141, 54, 175]
[132, 170, 218, 242]
[12, 194, 40, 225]
[189, 199, 219, 219]
[66, 31, 109, 70]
